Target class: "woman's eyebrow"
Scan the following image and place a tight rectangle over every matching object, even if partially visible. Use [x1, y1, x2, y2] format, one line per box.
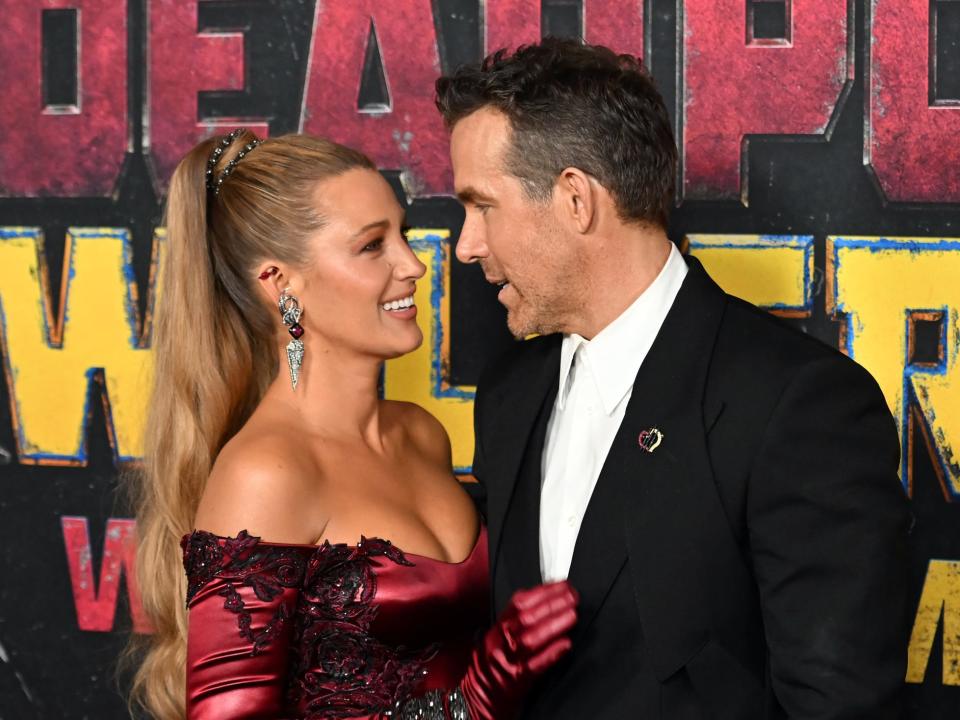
[350, 219, 390, 239]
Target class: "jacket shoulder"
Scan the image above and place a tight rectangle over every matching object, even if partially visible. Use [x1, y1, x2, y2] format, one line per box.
[708, 294, 885, 422]
[716, 296, 845, 378]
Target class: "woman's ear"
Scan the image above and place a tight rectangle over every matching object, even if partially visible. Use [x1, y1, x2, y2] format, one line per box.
[254, 263, 294, 305]
[556, 167, 597, 234]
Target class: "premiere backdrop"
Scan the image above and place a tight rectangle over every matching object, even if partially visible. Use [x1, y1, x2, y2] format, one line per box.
[0, 0, 958, 717]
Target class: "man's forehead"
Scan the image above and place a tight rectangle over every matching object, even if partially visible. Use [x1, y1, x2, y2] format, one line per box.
[450, 108, 510, 192]
[451, 108, 510, 156]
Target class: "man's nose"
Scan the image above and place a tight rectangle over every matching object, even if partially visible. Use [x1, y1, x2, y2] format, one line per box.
[455, 212, 487, 264]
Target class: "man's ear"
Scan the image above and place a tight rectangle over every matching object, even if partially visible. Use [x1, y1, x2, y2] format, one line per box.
[556, 167, 597, 234]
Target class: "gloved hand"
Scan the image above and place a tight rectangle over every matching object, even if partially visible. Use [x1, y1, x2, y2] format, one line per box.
[459, 581, 579, 720]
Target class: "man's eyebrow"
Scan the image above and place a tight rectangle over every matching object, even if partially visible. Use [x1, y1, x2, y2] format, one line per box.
[455, 186, 494, 204]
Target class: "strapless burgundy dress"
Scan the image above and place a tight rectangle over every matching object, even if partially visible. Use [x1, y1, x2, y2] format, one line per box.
[181, 525, 489, 719]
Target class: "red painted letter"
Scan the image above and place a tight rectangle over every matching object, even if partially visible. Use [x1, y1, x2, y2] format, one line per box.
[484, 0, 540, 55]
[300, 2, 645, 198]
[867, 0, 960, 203]
[485, 1, 644, 63]
[0, 1, 126, 196]
[681, 0, 852, 203]
[62, 516, 151, 633]
[584, 0, 644, 58]
[148, 0, 268, 191]
[300, 2, 450, 196]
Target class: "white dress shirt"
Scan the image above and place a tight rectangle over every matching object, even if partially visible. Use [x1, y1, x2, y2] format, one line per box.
[539, 243, 689, 582]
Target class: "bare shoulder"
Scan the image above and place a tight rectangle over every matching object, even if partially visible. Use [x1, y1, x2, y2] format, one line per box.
[383, 400, 452, 467]
[194, 428, 327, 544]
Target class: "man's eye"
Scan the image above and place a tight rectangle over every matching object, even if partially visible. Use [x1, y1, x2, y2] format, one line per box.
[362, 238, 384, 252]
[476, 205, 491, 215]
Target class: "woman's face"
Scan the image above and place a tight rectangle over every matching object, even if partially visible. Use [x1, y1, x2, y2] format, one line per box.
[296, 168, 426, 361]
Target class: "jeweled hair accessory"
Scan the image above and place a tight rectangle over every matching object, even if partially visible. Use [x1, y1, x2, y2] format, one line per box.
[278, 289, 305, 390]
[205, 128, 262, 196]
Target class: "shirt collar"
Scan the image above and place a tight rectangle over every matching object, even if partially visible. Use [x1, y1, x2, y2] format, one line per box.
[556, 243, 688, 415]
[556, 333, 587, 411]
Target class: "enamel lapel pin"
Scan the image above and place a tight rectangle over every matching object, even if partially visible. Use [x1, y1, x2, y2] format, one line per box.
[638, 427, 663, 453]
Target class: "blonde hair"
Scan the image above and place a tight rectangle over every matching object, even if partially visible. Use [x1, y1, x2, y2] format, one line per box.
[127, 131, 375, 719]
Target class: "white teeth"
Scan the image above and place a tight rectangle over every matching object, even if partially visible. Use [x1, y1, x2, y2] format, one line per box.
[382, 294, 415, 311]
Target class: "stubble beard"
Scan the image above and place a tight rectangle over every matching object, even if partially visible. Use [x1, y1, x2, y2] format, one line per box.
[504, 218, 582, 338]
[505, 280, 579, 339]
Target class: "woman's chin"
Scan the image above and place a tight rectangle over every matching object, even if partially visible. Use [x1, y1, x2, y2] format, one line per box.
[399, 329, 425, 356]
[377, 329, 424, 360]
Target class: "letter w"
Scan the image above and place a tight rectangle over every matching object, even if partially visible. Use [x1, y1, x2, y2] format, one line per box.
[61, 516, 151, 633]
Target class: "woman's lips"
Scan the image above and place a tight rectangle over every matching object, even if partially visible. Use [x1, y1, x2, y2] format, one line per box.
[382, 304, 417, 320]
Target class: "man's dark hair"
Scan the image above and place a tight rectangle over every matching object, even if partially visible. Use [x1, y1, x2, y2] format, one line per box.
[436, 37, 677, 228]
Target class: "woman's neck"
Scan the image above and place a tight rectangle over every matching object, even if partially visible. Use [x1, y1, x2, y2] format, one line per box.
[265, 340, 385, 448]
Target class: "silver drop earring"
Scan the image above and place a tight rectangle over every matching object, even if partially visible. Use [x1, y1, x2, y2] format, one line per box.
[278, 289, 305, 390]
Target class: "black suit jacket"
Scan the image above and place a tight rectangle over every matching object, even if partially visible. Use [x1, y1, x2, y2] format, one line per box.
[469, 257, 910, 719]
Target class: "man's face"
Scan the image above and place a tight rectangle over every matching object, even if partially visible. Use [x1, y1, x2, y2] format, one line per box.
[449, 108, 581, 338]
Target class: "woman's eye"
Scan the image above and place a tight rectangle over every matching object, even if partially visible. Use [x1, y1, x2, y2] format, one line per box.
[400, 225, 412, 242]
[361, 237, 384, 253]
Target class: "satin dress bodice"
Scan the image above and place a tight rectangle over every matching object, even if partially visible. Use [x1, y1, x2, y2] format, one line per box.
[181, 525, 489, 719]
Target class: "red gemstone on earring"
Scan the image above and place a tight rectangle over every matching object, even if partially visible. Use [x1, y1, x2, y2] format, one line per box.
[289, 324, 304, 339]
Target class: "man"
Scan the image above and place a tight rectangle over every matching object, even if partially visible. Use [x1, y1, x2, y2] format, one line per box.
[435, 38, 910, 719]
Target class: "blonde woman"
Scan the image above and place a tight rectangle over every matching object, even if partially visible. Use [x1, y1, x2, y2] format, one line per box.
[130, 130, 577, 720]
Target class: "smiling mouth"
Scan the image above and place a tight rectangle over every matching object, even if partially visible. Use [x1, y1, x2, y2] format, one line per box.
[381, 294, 415, 311]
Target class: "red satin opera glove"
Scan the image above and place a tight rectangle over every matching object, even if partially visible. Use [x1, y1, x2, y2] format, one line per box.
[457, 581, 579, 720]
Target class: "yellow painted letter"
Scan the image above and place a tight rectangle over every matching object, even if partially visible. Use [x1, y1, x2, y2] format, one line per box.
[827, 236, 960, 496]
[0, 227, 160, 464]
[687, 234, 814, 316]
[907, 559, 960, 685]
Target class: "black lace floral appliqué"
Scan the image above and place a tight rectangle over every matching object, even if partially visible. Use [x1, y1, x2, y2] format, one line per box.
[182, 530, 440, 719]
[182, 530, 307, 655]
[290, 537, 439, 719]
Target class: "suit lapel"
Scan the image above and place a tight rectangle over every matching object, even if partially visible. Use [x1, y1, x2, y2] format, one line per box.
[484, 336, 561, 603]
[620, 258, 755, 680]
[496, 380, 556, 608]
[566, 258, 742, 668]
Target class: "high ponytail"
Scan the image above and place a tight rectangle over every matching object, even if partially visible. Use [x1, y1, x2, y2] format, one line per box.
[127, 131, 375, 719]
